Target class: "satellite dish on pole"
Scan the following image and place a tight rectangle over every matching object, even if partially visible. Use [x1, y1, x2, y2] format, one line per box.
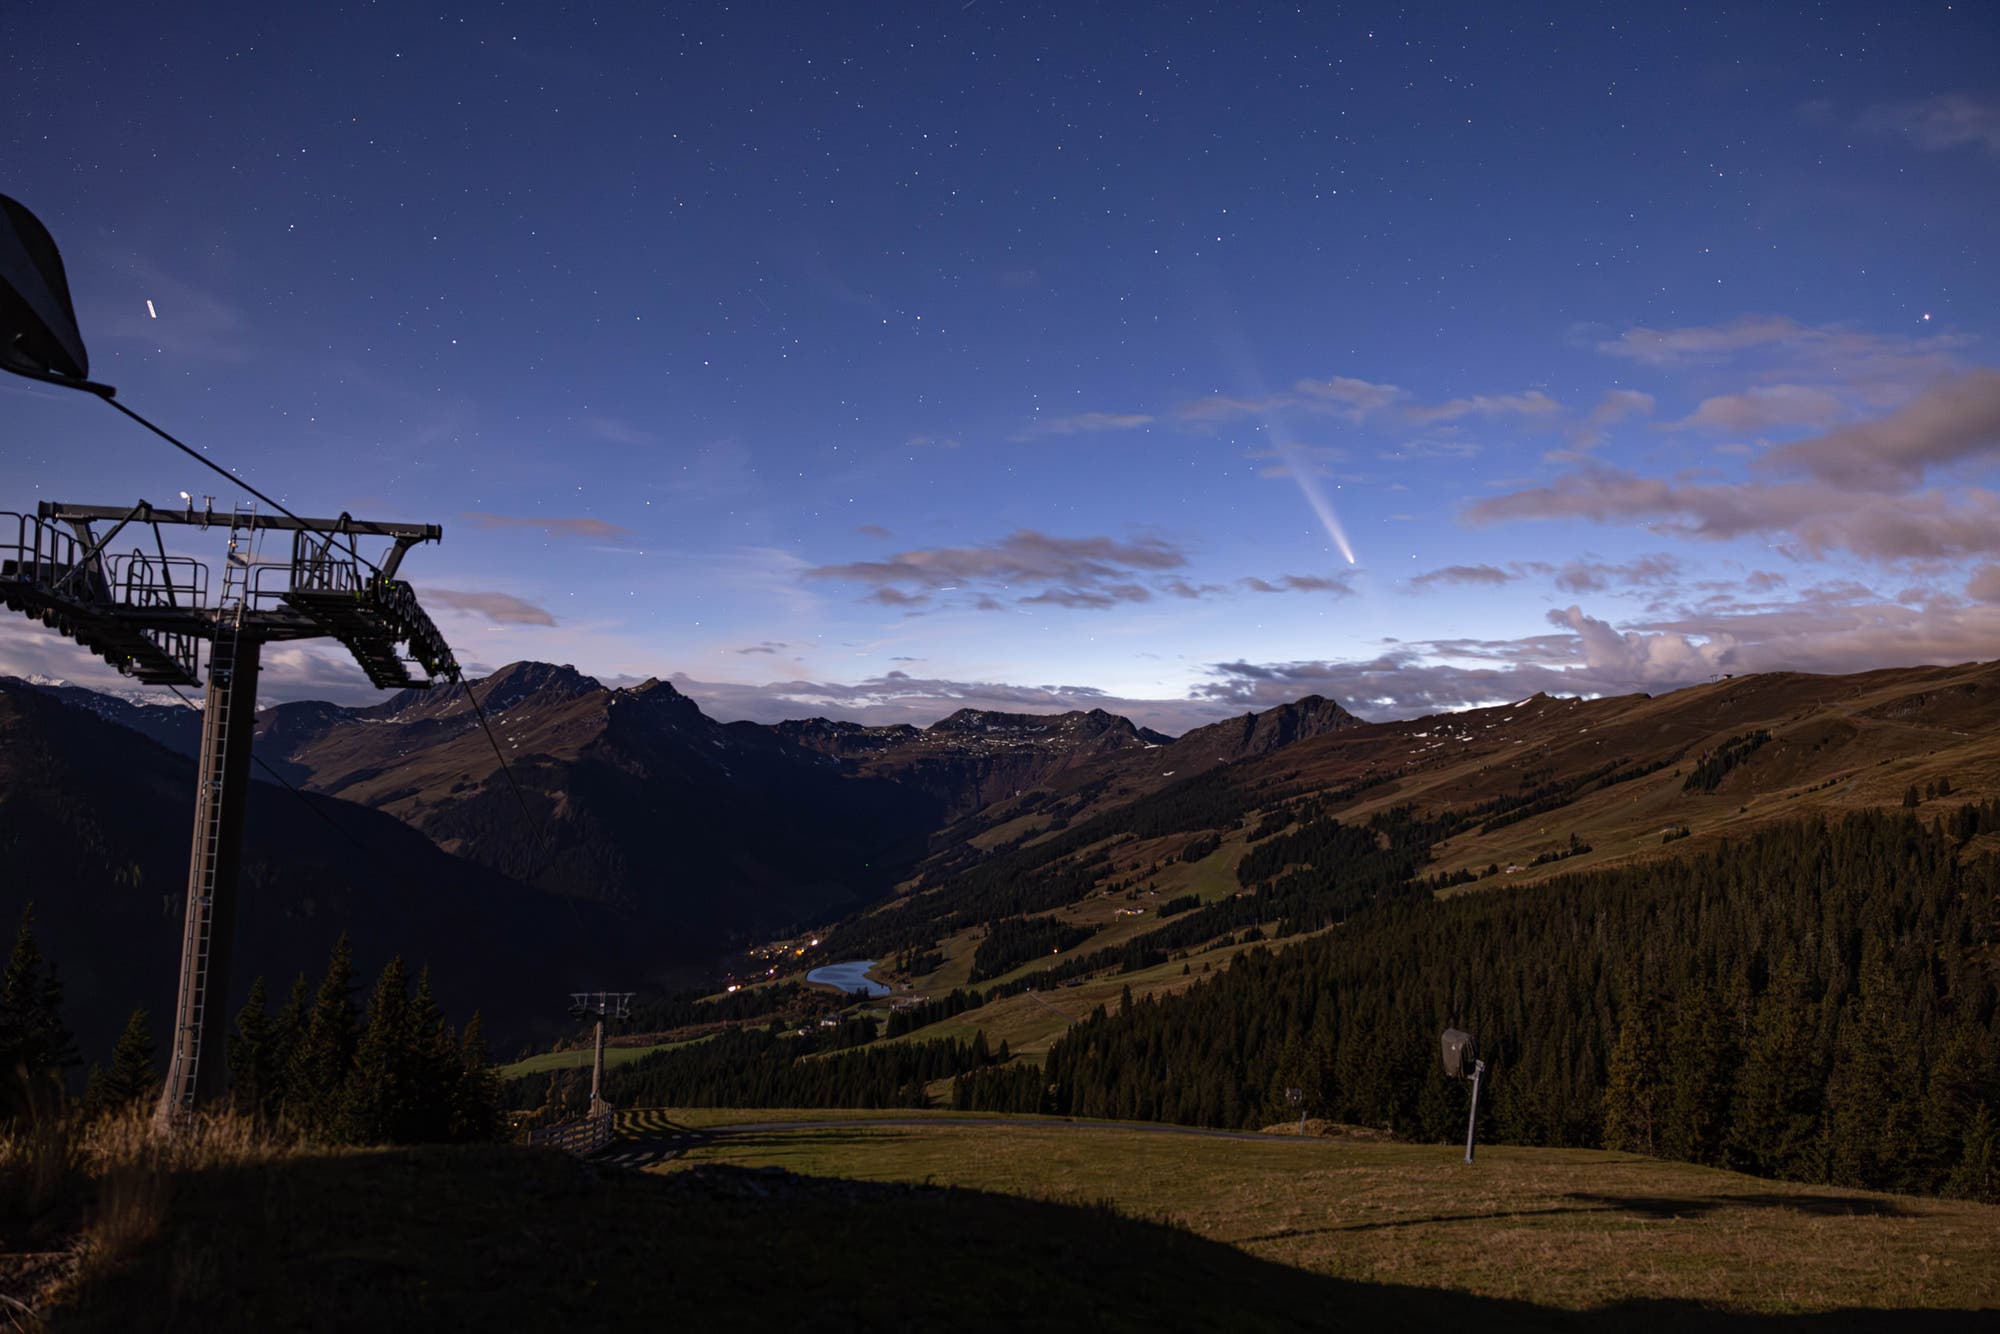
[0, 193, 114, 395]
[1440, 1027, 1487, 1164]
[1441, 1028, 1474, 1080]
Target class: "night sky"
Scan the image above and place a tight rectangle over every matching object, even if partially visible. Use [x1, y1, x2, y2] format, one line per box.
[4, 3, 1996, 731]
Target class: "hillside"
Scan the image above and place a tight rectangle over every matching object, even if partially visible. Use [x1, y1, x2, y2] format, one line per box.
[772, 705, 1173, 820]
[256, 663, 948, 956]
[33, 1113, 1999, 1330]
[802, 659, 2000, 993]
[0, 679, 629, 1060]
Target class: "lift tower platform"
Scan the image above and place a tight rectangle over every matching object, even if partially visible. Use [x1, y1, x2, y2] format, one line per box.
[0, 498, 457, 1126]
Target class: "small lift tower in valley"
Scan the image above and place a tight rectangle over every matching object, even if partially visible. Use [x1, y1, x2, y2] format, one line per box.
[0, 192, 459, 1128]
[569, 992, 635, 1120]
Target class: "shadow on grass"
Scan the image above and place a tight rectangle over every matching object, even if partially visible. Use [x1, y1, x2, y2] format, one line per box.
[46, 1149, 1978, 1334]
[1566, 1191, 1910, 1220]
[1240, 1188, 1912, 1243]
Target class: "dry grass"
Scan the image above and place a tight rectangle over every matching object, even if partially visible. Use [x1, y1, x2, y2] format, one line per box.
[649, 1112, 2000, 1318]
[0, 1105, 306, 1324]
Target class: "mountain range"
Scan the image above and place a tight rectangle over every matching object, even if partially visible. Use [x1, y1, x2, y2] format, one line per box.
[8, 655, 1997, 1068]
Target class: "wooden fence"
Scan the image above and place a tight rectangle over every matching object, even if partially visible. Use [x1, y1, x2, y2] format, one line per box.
[527, 1113, 613, 1157]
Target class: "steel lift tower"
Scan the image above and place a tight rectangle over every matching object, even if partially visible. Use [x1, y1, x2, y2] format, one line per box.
[1, 193, 459, 1128]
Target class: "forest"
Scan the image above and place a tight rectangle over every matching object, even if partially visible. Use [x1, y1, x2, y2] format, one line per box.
[1019, 807, 1999, 1198]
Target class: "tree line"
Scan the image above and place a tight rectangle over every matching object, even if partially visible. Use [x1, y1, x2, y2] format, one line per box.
[1021, 809, 1997, 1199]
[231, 934, 501, 1144]
[552, 1025, 1009, 1110]
[0, 907, 500, 1146]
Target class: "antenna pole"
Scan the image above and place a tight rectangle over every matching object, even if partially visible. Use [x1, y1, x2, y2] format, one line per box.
[589, 1014, 607, 1117]
[1463, 1057, 1485, 1164]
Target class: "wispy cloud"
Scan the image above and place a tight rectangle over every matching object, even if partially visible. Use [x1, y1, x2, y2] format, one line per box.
[1857, 93, 2000, 157]
[1595, 315, 1965, 393]
[1466, 468, 2000, 563]
[422, 588, 559, 626]
[460, 512, 634, 541]
[580, 416, 655, 446]
[1013, 411, 1155, 440]
[1174, 373, 1405, 425]
[1409, 564, 1515, 591]
[806, 529, 1188, 608]
[1566, 389, 1656, 451]
[1468, 371, 2000, 564]
[1406, 390, 1562, 425]
[1755, 369, 2000, 489]
[1676, 384, 1846, 433]
[667, 668, 1234, 735]
[1239, 573, 1356, 596]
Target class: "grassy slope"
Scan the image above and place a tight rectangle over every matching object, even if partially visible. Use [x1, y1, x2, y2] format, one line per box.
[632, 1110, 2000, 1320]
[44, 1115, 1999, 1332]
[496, 1035, 706, 1079]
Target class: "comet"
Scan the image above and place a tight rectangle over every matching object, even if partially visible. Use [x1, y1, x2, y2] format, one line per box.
[1271, 431, 1357, 565]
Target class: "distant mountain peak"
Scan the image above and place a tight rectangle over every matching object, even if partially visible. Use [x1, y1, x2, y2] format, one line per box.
[1167, 693, 1363, 765]
[480, 660, 601, 696]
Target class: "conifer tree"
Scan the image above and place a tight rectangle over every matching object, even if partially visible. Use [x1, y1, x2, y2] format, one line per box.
[1727, 955, 1826, 1180]
[452, 1012, 500, 1142]
[288, 935, 359, 1137]
[1825, 946, 1919, 1189]
[1945, 1104, 1997, 1203]
[405, 968, 462, 1142]
[82, 1009, 157, 1116]
[229, 977, 284, 1116]
[1920, 1020, 1998, 1191]
[342, 956, 412, 1144]
[1603, 984, 1666, 1154]
[1659, 980, 1737, 1166]
[0, 903, 78, 1118]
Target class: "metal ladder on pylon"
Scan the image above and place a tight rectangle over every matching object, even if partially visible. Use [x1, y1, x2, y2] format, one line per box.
[160, 504, 256, 1124]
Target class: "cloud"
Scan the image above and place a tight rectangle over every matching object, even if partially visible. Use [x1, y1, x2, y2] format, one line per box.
[1466, 467, 2000, 562]
[1545, 604, 1725, 683]
[735, 641, 789, 655]
[1238, 573, 1357, 596]
[1567, 389, 1657, 450]
[1595, 317, 1965, 393]
[666, 669, 1234, 735]
[1410, 557, 1678, 596]
[1174, 374, 1404, 425]
[1020, 584, 1153, 609]
[1409, 564, 1515, 591]
[1677, 385, 1847, 433]
[863, 587, 931, 608]
[1175, 394, 1275, 424]
[1291, 375, 1406, 414]
[855, 524, 892, 538]
[1406, 390, 1562, 425]
[1858, 94, 2000, 157]
[580, 416, 654, 446]
[460, 512, 635, 541]
[806, 529, 1188, 608]
[1755, 370, 2000, 489]
[422, 588, 559, 626]
[1597, 315, 1829, 367]
[1967, 565, 2000, 604]
[1014, 412, 1155, 439]
[1198, 577, 2000, 720]
[1551, 554, 1682, 594]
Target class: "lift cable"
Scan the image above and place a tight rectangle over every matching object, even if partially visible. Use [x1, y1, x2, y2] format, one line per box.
[102, 393, 545, 834]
